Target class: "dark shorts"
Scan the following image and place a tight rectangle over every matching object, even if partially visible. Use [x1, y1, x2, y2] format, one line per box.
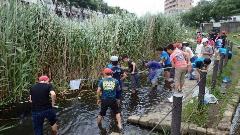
[164, 64, 172, 71]
[32, 108, 57, 135]
[100, 99, 120, 116]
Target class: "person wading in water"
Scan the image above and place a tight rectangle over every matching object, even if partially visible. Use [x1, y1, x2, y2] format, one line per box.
[29, 75, 58, 135]
[97, 68, 122, 131]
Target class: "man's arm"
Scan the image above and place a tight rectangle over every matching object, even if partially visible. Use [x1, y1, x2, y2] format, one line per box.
[121, 72, 127, 80]
[29, 95, 32, 103]
[131, 62, 136, 74]
[29, 88, 32, 103]
[160, 57, 166, 65]
[183, 52, 190, 65]
[50, 91, 56, 107]
[96, 87, 102, 105]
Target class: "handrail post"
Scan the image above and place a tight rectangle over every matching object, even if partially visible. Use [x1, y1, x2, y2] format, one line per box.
[219, 54, 224, 74]
[171, 92, 183, 135]
[212, 59, 219, 90]
[198, 70, 207, 109]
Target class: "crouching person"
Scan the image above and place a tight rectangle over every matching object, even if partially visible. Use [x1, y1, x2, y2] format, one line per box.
[192, 57, 212, 82]
[29, 76, 58, 135]
[97, 68, 122, 131]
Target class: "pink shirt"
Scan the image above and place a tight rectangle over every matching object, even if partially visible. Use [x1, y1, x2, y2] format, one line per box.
[170, 48, 187, 68]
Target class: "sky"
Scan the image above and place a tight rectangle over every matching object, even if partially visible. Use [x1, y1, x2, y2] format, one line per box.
[104, 0, 201, 16]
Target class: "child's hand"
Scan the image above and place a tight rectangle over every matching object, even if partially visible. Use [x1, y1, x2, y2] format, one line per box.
[97, 100, 101, 106]
[131, 72, 134, 74]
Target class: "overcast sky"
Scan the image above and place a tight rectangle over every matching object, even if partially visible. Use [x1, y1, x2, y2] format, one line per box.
[104, 0, 201, 16]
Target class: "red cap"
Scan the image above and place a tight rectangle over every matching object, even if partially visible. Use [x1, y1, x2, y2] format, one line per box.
[39, 76, 49, 82]
[103, 68, 113, 74]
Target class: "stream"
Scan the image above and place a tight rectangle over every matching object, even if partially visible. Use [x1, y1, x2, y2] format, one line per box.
[0, 82, 172, 135]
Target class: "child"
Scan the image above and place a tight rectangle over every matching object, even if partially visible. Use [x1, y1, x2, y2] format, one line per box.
[108, 56, 127, 98]
[97, 68, 122, 130]
[144, 60, 163, 88]
[192, 57, 212, 81]
[156, 47, 171, 82]
[122, 55, 139, 93]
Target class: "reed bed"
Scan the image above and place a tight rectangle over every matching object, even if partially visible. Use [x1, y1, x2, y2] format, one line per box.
[0, 0, 189, 105]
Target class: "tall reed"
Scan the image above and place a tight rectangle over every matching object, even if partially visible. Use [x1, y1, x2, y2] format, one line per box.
[0, 0, 190, 105]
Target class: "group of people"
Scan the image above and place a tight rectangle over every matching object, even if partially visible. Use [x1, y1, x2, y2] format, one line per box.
[29, 31, 232, 135]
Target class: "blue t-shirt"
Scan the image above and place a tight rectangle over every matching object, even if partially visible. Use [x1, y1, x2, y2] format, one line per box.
[215, 39, 222, 48]
[218, 48, 227, 55]
[192, 57, 205, 68]
[98, 78, 120, 100]
[160, 51, 171, 65]
[147, 61, 162, 70]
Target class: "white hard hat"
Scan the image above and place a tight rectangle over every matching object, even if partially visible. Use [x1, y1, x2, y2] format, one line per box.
[110, 56, 118, 61]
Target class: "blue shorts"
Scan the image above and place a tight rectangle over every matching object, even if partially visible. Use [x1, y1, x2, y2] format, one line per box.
[32, 108, 57, 135]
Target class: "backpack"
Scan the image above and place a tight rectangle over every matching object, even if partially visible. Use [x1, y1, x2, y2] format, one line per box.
[111, 66, 122, 81]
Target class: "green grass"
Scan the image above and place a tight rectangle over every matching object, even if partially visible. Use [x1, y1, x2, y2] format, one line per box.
[228, 33, 240, 45]
[182, 98, 209, 126]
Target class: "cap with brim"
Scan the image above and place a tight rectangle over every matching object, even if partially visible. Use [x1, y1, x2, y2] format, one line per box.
[103, 68, 113, 74]
[39, 76, 49, 81]
[110, 56, 118, 62]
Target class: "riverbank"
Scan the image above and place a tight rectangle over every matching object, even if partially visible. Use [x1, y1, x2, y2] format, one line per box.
[127, 39, 240, 134]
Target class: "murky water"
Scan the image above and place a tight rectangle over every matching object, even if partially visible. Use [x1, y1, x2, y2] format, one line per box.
[0, 83, 172, 135]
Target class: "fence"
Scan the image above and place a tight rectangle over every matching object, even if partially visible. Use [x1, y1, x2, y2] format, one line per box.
[201, 22, 240, 33]
[147, 40, 233, 135]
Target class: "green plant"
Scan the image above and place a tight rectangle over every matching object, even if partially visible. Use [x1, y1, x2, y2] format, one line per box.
[0, 0, 190, 106]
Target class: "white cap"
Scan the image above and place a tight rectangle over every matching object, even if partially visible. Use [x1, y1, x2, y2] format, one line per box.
[110, 56, 118, 61]
[202, 38, 208, 43]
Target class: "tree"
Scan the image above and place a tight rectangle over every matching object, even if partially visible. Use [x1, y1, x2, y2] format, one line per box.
[181, 0, 240, 27]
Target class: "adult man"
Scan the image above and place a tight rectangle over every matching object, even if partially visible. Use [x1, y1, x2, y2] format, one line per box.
[29, 76, 57, 135]
[97, 68, 122, 130]
[156, 47, 171, 81]
[201, 40, 214, 59]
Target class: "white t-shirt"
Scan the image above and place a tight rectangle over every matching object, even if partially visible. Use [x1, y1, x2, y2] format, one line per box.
[195, 44, 203, 57]
[185, 47, 194, 58]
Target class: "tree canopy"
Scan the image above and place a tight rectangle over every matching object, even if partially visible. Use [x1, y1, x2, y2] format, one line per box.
[55, 0, 127, 14]
[181, 0, 240, 27]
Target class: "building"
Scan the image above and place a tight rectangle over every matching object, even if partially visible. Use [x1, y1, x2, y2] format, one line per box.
[164, 0, 193, 14]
